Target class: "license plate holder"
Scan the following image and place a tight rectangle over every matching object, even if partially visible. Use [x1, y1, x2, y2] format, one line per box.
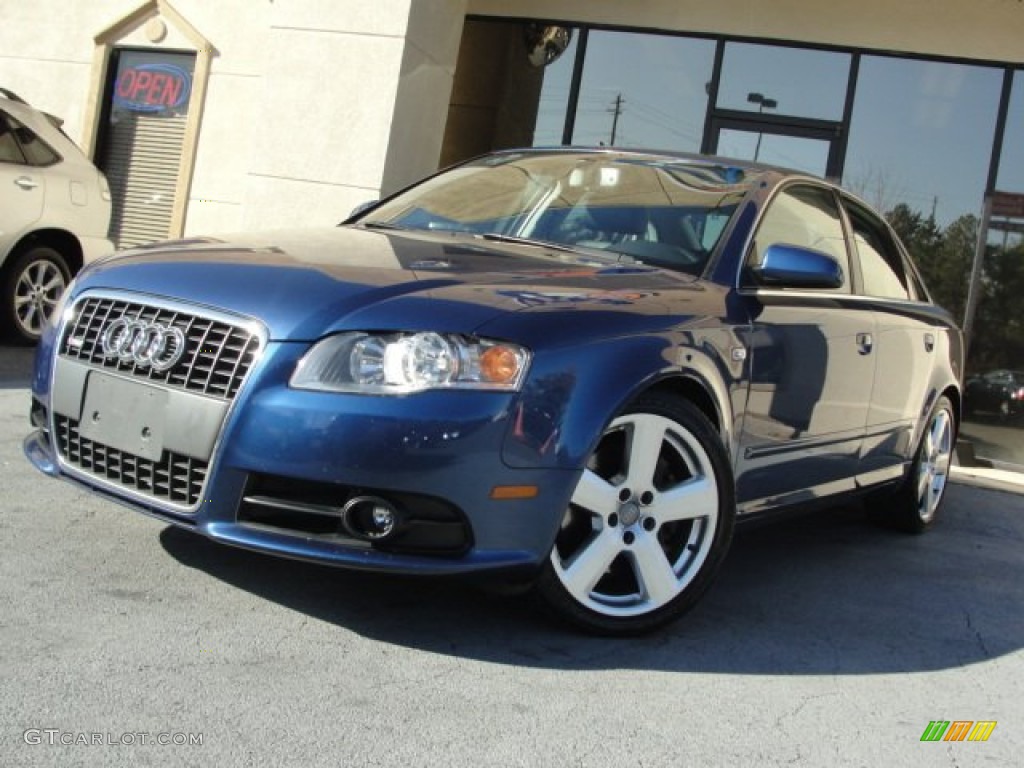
[79, 372, 168, 462]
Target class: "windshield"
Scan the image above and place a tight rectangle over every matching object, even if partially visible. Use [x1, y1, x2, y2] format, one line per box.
[361, 152, 756, 275]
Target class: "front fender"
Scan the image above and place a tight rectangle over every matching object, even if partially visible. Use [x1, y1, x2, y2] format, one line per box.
[501, 324, 746, 470]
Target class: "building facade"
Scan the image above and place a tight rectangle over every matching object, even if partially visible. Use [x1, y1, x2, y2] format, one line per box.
[3, 0, 1023, 460]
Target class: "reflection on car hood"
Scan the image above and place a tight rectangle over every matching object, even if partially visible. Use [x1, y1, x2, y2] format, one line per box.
[75, 226, 720, 342]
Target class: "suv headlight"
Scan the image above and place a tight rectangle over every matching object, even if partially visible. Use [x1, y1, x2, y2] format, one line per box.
[290, 332, 530, 394]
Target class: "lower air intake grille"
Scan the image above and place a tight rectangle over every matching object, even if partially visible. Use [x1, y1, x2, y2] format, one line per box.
[55, 415, 206, 508]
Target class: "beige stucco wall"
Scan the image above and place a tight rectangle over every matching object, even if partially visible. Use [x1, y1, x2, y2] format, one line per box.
[468, 0, 1024, 64]
[0, 0, 467, 238]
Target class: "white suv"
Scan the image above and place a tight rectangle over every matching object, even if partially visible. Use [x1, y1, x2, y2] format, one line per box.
[0, 89, 113, 343]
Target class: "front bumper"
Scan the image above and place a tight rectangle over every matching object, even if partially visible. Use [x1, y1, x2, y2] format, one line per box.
[25, 338, 580, 576]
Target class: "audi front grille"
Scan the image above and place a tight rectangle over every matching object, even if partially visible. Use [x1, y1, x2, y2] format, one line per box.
[60, 296, 261, 399]
[52, 293, 265, 514]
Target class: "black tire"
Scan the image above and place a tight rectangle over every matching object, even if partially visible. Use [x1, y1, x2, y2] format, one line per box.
[534, 393, 735, 635]
[872, 395, 956, 534]
[2, 245, 71, 344]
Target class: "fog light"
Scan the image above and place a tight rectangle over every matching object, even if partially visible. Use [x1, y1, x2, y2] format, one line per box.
[341, 496, 401, 541]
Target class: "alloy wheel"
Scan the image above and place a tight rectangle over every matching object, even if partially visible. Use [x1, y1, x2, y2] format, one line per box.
[915, 406, 953, 523]
[550, 410, 721, 618]
[14, 257, 67, 338]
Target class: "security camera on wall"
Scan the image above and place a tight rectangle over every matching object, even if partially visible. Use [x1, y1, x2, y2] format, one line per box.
[524, 23, 573, 68]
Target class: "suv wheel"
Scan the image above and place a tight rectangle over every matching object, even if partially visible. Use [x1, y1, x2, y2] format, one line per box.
[2, 246, 71, 344]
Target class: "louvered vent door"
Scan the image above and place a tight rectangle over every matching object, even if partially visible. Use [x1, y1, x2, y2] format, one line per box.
[105, 111, 187, 249]
[99, 49, 195, 250]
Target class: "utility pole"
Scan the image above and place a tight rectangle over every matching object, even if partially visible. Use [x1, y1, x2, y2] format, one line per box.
[608, 93, 624, 146]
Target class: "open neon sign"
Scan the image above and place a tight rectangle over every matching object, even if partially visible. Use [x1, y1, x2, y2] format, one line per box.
[113, 63, 191, 113]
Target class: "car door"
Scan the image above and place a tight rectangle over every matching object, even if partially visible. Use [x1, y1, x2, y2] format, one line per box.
[734, 183, 876, 512]
[843, 196, 950, 481]
[0, 109, 45, 250]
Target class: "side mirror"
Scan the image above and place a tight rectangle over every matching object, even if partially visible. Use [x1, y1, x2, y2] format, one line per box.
[750, 244, 843, 289]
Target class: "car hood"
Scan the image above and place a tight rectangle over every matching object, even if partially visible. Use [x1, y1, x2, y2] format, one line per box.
[74, 226, 725, 344]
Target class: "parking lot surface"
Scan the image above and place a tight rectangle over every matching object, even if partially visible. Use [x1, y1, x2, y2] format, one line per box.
[1, 345, 1022, 767]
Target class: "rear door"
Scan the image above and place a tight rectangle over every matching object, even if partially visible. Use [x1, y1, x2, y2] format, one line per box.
[842, 195, 946, 483]
[0, 109, 46, 252]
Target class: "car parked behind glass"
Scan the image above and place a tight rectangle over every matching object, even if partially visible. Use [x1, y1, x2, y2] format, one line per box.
[25, 149, 962, 634]
[1, 89, 113, 343]
[964, 369, 1024, 421]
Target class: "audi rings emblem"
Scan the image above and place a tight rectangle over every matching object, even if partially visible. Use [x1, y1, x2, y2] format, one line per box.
[100, 318, 186, 371]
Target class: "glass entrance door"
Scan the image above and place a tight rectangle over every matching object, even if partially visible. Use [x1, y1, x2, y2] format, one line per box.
[716, 128, 835, 179]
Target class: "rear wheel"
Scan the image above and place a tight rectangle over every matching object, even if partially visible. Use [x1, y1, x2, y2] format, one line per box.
[879, 395, 956, 533]
[2, 246, 71, 343]
[535, 394, 735, 635]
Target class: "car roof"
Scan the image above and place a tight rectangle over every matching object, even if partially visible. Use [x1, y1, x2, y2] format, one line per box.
[497, 145, 810, 181]
[0, 91, 85, 161]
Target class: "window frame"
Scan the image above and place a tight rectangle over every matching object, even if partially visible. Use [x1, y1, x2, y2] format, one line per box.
[741, 179, 853, 294]
[840, 193, 919, 302]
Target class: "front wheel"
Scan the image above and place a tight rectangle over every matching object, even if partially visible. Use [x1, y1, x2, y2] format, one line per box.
[534, 394, 735, 635]
[2, 246, 71, 344]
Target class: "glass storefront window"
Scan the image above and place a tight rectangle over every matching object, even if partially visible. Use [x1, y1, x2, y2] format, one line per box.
[996, 70, 1024, 193]
[844, 56, 1001, 227]
[716, 130, 831, 176]
[569, 31, 714, 151]
[961, 69, 1024, 467]
[716, 42, 850, 121]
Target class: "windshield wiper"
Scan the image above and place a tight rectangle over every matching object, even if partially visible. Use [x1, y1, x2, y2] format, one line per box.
[475, 232, 579, 254]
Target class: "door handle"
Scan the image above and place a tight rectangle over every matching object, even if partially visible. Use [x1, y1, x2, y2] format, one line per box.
[14, 176, 39, 190]
[856, 332, 873, 355]
[924, 333, 935, 353]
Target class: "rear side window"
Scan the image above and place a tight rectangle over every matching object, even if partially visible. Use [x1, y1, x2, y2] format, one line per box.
[750, 183, 850, 290]
[0, 111, 59, 166]
[0, 112, 26, 164]
[844, 198, 911, 300]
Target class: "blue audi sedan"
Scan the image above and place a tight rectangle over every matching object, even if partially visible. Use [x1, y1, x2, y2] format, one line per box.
[25, 149, 962, 634]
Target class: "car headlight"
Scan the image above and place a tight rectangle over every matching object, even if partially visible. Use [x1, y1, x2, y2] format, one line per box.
[290, 332, 531, 394]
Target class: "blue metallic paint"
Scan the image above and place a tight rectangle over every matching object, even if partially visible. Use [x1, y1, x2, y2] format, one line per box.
[24, 150, 963, 581]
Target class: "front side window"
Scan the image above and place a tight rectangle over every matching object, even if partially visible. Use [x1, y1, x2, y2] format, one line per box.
[844, 198, 911, 300]
[749, 184, 850, 289]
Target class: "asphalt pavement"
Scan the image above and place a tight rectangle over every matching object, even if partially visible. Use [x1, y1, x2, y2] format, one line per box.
[1, 344, 1022, 767]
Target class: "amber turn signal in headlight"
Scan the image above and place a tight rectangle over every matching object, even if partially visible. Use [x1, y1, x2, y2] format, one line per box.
[291, 331, 531, 394]
[479, 345, 522, 386]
